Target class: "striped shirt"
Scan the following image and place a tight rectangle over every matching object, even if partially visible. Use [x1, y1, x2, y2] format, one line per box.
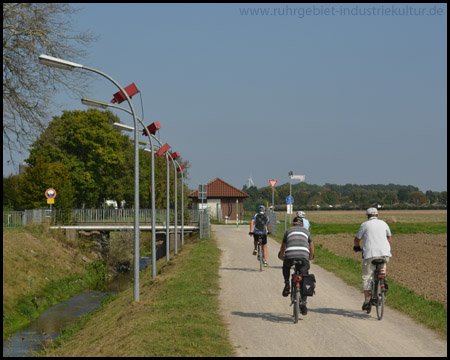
[282, 225, 312, 260]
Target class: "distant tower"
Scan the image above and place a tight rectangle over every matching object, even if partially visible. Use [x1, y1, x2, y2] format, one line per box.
[248, 173, 255, 187]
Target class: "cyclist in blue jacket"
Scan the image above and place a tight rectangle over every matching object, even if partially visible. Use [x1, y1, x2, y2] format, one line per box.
[250, 205, 270, 267]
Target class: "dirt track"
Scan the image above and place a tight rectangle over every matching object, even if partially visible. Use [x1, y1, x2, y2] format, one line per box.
[214, 225, 447, 357]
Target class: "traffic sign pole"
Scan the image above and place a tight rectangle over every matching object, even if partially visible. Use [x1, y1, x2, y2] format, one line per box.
[269, 179, 278, 209]
[45, 188, 56, 220]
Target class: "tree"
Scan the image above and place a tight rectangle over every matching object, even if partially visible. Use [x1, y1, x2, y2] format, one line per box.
[23, 109, 191, 210]
[25, 109, 132, 208]
[18, 157, 75, 209]
[3, 174, 20, 210]
[397, 188, 409, 202]
[3, 3, 96, 163]
[438, 191, 447, 205]
[408, 191, 428, 206]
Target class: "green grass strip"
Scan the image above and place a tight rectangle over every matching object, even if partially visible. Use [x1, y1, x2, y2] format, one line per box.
[139, 236, 235, 356]
[277, 222, 447, 235]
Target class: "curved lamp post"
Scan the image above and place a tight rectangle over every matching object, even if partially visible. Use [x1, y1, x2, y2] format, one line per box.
[174, 160, 186, 248]
[40, 55, 141, 302]
[81, 98, 158, 279]
[81, 98, 184, 274]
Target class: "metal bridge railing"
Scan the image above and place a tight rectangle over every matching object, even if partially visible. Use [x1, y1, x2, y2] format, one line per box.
[3, 208, 195, 228]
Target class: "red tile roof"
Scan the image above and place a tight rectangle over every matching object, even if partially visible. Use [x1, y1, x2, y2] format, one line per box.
[189, 178, 249, 198]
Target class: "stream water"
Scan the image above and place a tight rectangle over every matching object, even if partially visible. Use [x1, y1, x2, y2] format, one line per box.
[3, 256, 152, 357]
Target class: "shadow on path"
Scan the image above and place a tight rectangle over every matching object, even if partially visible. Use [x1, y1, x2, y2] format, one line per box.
[231, 311, 294, 323]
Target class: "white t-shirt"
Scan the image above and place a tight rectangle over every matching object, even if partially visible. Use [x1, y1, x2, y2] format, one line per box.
[356, 217, 392, 259]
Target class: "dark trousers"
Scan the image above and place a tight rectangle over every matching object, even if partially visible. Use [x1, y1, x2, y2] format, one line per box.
[282, 258, 310, 284]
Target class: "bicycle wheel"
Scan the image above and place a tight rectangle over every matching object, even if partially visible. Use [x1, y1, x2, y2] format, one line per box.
[258, 243, 263, 272]
[376, 280, 385, 320]
[293, 288, 300, 323]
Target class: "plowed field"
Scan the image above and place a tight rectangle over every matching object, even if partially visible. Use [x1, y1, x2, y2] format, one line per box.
[314, 233, 447, 305]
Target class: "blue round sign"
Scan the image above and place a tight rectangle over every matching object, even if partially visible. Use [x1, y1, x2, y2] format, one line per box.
[286, 195, 294, 204]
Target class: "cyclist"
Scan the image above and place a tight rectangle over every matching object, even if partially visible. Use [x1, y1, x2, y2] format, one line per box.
[296, 211, 311, 230]
[353, 207, 392, 312]
[250, 205, 270, 267]
[278, 216, 314, 315]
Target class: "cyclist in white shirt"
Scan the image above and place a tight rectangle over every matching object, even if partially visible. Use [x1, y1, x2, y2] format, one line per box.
[353, 207, 392, 311]
[296, 211, 311, 230]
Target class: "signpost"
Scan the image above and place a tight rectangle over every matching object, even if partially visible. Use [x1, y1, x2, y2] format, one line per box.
[269, 179, 278, 209]
[287, 172, 306, 227]
[198, 184, 207, 210]
[45, 188, 56, 220]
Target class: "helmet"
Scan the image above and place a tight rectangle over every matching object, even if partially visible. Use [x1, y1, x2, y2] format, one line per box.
[258, 205, 265, 212]
[367, 207, 378, 215]
[296, 211, 306, 218]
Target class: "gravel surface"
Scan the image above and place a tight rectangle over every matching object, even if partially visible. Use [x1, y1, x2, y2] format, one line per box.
[215, 225, 447, 357]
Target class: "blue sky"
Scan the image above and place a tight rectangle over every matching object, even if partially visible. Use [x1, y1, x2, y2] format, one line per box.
[3, 3, 447, 192]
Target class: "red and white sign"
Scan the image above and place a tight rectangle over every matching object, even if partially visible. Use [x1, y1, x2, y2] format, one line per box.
[269, 180, 278, 189]
[45, 188, 56, 199]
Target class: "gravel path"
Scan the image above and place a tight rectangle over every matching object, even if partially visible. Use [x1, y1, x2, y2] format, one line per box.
[215, 225, 447, 357]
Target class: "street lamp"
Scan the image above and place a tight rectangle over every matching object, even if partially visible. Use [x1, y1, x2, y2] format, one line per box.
[84, 96, 184, 269]
[174, 160, 186, 248]
[40, 55, 142, 302]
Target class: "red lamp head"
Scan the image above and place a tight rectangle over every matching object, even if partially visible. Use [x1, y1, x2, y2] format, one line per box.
[142, 121, 161, 137]
[110, 83, 139, 104]
[156, 143, 170, 157]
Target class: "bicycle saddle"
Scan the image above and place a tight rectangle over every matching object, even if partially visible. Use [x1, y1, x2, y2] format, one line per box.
[293, 259, 305, 266]
[371, 259, 386, 265]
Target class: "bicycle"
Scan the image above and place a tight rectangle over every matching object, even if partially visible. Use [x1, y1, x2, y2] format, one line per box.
[368, 259, 387, 320]
[249, 232, 264, 271]
[290, 259, 307, 323]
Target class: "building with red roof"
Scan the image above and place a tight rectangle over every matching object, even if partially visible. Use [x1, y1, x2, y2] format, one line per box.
[189, 178, 249, 221]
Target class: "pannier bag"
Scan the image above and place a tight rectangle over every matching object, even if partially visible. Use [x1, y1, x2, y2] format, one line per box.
[301, 274, 316, 296]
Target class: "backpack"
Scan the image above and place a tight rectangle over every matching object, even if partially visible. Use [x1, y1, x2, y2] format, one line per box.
[254, 213, 268, 234]
[301, 274, 316, 296]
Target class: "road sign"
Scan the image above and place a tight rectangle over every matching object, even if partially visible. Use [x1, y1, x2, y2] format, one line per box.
[290, 175, 305, 181]
[269, 179, 278, 188]
[198, 184, 207, 200]
[45, 188, 56, 199]
[287, 204, 293, 214]
[47, 198, 54, 204]
[286, 195, 294, 204]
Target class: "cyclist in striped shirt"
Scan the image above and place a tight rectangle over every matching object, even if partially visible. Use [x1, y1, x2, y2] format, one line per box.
[278, 217, 314, 304]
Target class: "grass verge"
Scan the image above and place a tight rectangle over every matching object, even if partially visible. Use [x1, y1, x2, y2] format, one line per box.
[38, 234, 236, 357]
[277, 222, 447, 235]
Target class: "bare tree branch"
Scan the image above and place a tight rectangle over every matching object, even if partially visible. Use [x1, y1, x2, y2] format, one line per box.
[3, 3, 97, 164]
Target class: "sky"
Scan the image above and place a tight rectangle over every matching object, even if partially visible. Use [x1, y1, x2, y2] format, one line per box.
[3, 3, 447, 193]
